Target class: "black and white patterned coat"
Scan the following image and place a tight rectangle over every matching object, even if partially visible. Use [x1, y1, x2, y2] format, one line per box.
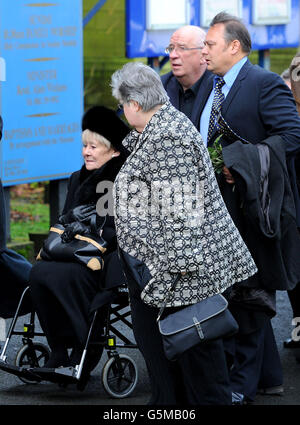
[113, 102, 257, 307]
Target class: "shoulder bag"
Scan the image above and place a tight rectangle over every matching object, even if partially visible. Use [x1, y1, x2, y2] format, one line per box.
[157, 274, 239, 361]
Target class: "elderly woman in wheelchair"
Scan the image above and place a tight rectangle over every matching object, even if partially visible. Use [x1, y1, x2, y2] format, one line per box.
[27, 106, 129, 385]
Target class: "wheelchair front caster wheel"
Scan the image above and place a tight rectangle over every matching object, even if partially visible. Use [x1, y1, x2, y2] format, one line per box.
[15, 342, 50, 384]
[102, 354, 138, 398]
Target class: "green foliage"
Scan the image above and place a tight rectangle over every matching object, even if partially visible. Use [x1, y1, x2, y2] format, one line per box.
[10, 201, 50, 242]
[243, 48, 298, 74]
[269, 48, 298, 74]
[207, 135, 224, 174]
[83, 0, 135, 109]
[7, 242, 35, 263]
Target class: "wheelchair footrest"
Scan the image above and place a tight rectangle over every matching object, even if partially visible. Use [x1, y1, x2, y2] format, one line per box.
[0, 360, 42, 382]
[29, 366, 79, 384]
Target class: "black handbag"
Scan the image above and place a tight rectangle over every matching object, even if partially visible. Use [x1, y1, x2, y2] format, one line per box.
[157, 275, 239, 361]
[37, 223, 107, 271]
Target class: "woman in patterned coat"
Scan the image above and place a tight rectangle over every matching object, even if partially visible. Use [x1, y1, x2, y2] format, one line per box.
[111, 62, 257, 405]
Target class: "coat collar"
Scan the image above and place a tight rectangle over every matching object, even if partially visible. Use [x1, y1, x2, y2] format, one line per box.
[208, 59, 251, 145]
[163, 70, 214, 129]
[123, 102, 172, 153]
[221, 59, 251, 116]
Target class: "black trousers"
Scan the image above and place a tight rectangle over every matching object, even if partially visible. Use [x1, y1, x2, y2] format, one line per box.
[225, 318, 283, 401]
[126, 274, 231, 405]
[29, 260, 102, 349]
[287, 228, 300, 318]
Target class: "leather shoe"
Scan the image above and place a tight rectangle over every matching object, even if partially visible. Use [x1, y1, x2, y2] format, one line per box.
[283, 338, 300, 348]
[257, 385, 284, 395]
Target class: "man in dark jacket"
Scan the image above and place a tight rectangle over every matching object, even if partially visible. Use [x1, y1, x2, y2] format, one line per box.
[0, 115, 32, 318]
[199, 12, 300, 402]
[161, 25, 213, 130]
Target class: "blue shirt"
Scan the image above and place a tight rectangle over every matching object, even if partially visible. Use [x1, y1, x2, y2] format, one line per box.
[200, 57, 248, 145]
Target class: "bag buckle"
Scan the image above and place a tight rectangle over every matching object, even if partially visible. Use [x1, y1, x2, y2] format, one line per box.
[193, 317, 204, 339]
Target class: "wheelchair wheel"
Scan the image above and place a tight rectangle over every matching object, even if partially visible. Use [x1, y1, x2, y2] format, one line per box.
[102, 354, 138, 398]
[15, 342, 50, 384]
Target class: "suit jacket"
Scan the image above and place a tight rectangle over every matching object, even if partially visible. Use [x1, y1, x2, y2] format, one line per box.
[207, 59, 300, 226]
[161, 69, 214, 130]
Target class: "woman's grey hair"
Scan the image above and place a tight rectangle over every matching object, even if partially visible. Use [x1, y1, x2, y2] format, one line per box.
[82, 129, 111, 149]
[210, 12, 251, 55]
[111, 62, 169, 112]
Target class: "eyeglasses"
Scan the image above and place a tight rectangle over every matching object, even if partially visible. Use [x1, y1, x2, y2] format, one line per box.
[117, 103, 124, 111]
[165, 45, 203, 54]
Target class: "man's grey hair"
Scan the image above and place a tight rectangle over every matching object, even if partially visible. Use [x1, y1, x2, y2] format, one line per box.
[111, 62, 169, 112]
[210, 12, 252, 55]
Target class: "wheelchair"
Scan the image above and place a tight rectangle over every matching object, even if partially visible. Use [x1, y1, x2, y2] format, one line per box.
[0, 284, 138, 399]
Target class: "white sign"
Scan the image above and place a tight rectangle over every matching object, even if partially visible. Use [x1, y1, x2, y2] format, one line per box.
[0, 58, 5, 82]
[146, 0, 189, 30]
[252, 0, 291, 25]
[201, 0, 243, 28]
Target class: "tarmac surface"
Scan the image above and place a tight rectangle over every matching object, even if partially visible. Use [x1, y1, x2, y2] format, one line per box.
[0, 290, 299, 421]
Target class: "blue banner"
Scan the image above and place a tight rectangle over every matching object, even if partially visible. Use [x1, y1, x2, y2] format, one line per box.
[0, 1, 83, 186]
[126, 0, 300, 58]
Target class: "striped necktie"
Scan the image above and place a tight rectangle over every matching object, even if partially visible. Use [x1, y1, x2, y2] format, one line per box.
[207, 77, 225, 142]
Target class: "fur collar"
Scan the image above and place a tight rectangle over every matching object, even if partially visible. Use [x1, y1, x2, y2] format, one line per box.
[74, 155, 125, 206]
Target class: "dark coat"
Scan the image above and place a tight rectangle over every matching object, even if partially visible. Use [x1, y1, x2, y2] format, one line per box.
[221, 136, 300, 292]
[62, 157, 123, 250]
[209, 59, 300, 226]
[0, 178, 32, 318]
[61, 156, 128, 299]
[0, 117, 33, 318]
[161, 69, 214, 130]
[0, 248, 32, 318]
[29, 154, 128, 347]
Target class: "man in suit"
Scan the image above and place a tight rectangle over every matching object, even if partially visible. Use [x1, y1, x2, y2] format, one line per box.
[161, 25, 213, 130]
[199, 12, 300, 403]
[283, 53, 300, 352]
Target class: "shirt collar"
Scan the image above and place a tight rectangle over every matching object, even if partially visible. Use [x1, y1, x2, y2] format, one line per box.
[213, 56, 247, 89]
[177, 75, 203, 95]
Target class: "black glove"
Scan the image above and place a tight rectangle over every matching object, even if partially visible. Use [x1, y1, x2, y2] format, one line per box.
[59, 204, 96, 225]
[61, 221, 90, 243]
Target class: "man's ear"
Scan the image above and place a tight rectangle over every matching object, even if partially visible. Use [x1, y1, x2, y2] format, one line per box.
[231, 39, 241, 55]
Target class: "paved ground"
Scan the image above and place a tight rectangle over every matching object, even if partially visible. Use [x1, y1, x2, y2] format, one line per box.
[0, 290, 299, 411]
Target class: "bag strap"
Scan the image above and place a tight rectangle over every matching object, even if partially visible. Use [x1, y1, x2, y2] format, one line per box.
[157, 273, 181, 322]
[90, 214, 106, 235]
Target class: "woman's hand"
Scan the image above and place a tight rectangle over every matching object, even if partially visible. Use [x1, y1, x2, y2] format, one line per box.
[71, 204, 96, 222]
[222, 166, 235, 184]
[59, 204, 96, 225]
[61, 221, 90, 243]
